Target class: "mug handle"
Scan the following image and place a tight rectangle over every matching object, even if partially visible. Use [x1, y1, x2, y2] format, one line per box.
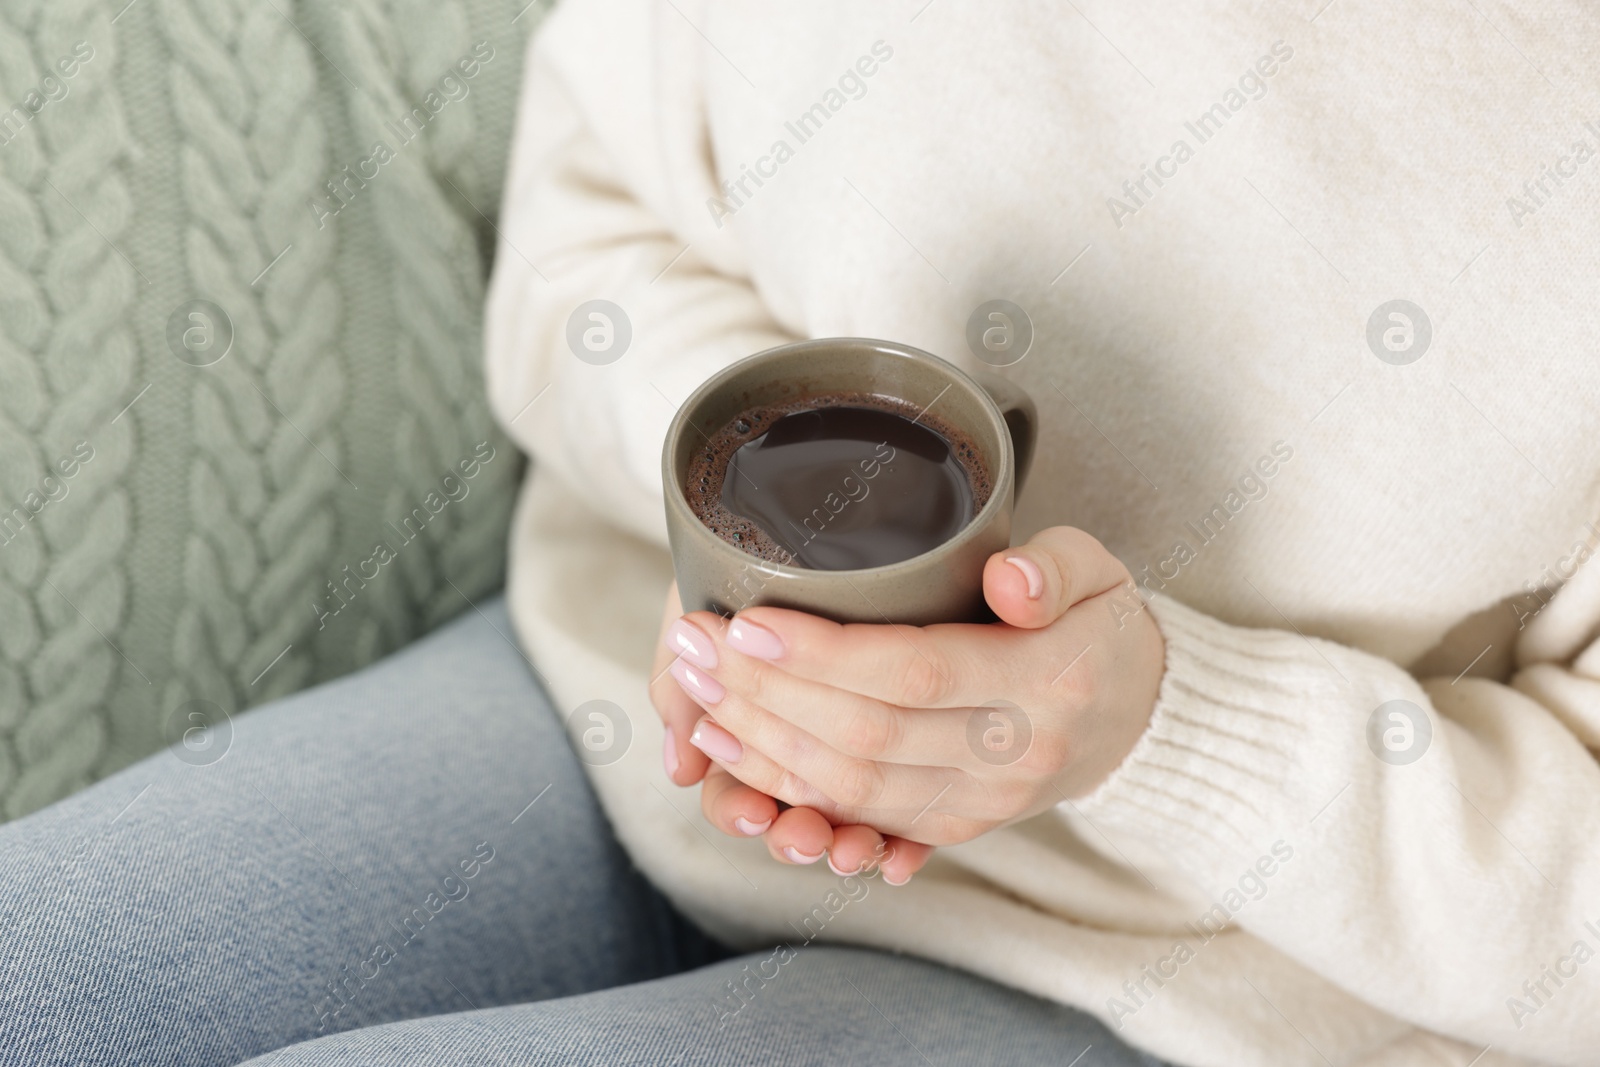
[971, 370, 1037, 496]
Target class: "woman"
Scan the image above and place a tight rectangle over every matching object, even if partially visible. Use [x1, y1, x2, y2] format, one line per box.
[6, 1, 1597, 1064]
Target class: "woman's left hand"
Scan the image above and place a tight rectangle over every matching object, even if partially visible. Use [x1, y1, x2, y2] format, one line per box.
[664, 527, 1166, 848]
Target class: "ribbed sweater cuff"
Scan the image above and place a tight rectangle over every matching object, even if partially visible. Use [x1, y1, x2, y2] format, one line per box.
[1076, 594, 1340, 862]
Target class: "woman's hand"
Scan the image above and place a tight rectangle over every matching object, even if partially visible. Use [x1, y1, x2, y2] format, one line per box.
[661, 527, 1166, 846]
[650, 583, 933, 882]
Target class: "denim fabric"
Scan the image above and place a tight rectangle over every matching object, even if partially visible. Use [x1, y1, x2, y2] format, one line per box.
[0, 598, 1164, 1067]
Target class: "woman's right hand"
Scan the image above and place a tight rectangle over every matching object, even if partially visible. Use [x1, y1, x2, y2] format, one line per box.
[650, 583, 931, 883]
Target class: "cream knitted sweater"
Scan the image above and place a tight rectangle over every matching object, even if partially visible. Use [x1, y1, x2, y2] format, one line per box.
[483, 2, 1600, 1064]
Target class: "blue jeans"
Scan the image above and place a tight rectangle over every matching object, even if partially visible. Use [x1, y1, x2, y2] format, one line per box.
[0, 598, 1164, 1066]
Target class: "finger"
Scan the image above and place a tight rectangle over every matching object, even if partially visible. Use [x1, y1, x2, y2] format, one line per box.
[700, 765, 781, 839]
[677, 662, 955, 814]
[651, 664, 712, 786]
[878, 837, 935, 885]
[710, 528, 1128, 708]
[686, 702, 950, 830]
[718, 607, 1023, 710]
[983, 526, 1130, 629]
[764, 806, 834, 866]
[686, 713, 843, 815]
[824, 827, 935, 886]
[651, 583, 710, 786]
[825, 824, 885, 876]
[675, 612, 974, 767]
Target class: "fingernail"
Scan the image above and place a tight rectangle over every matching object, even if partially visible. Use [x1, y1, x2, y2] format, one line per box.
[827, 853, 863, 877]
[666, 618, 717, 669]
[883, 870, 912, 886]
[734, 816, 772, 836]
[663, 726, 680, 779]
[783, 846, 823, 865]
[689, 718, 742, 763]
[727, 617, 785, 660]
[1005, 555, 1044, 599]
[669, 659, 725, 706]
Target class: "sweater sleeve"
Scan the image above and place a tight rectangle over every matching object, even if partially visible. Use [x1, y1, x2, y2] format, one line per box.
[484, 0, 794, 549]
[1077, 576, 1600, 1064]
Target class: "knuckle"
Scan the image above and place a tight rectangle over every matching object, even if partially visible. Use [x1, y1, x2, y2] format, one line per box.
[838, 709, 898, 760]
[893, 652, 951, 707]
[1061, 525, 1107, 564]
[765, 720, 813, 767]
[768, 766, 821, 810]
[1017, 728, 1073, 779]
[826, 801, 863, 826]
[1052, 654, 1099, 707]
[825, 758, 884, 809]
[737, 660, 778, 708]
[829, 804, 869, 830]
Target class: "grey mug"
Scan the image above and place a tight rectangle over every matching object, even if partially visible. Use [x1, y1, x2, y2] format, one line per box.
[662, 337, 1036, 626]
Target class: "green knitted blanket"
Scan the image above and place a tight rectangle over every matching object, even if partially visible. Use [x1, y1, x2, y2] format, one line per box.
[0, 0, 548, 819]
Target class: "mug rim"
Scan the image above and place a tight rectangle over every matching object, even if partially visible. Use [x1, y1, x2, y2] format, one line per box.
[661, 336, 1015, 582]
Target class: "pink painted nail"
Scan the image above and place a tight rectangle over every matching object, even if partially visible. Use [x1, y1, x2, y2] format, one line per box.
[727, 617, 785, 660]
[669, 659, 725, 705]
[783, 846, 823, 865]
[663, 726, 680, 779]
[883, 870, 912, 886]
[1005, 555, 1044, 599]
[665, 618, 717, 669]
[688, 718, 742, 763]
[734, 816, 772, 836]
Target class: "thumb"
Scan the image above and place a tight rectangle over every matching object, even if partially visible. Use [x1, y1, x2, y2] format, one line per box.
[982, 526, 1130, 629]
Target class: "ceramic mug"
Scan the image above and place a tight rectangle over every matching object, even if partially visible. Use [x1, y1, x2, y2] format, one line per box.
[662, 337, 1036, 626]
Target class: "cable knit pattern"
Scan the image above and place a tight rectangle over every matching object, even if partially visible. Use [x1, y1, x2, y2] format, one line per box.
[0, 0, 540, 821]
[333, 0, 520, 662]
[0, 0, 134, 816]
[158, 0, 340, 709]
[385, 0, 478, 194]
